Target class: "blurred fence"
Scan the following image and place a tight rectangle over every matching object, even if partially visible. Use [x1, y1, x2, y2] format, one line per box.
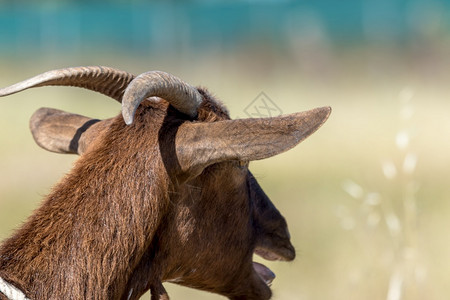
[0, 0, 449, 56]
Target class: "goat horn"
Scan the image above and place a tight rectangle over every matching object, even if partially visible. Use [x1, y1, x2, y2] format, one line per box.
[0, 66, 135, 102]
[121, 71, 203, 125]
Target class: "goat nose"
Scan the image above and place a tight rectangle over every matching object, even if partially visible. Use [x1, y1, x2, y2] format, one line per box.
[285, 245, 296, 261]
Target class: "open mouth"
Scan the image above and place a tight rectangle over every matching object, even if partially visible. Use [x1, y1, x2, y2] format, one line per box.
[252, 246, 295, 286]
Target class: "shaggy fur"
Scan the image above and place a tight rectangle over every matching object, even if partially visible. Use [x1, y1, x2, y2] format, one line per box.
[0, 90, 296, 299]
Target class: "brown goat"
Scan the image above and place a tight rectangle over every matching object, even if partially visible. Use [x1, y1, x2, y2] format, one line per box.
[0, 67, 330, 299]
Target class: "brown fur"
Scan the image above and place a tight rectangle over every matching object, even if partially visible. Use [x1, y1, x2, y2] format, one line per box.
[0, 89, 295, 299]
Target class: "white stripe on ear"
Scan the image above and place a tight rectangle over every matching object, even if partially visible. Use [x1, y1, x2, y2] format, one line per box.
[0, 277, 30, 300]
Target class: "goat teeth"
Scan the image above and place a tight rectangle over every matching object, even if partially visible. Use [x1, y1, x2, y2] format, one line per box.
[253, 262, 276, 286]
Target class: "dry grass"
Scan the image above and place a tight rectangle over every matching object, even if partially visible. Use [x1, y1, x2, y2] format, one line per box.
[0, 51, 449, 299]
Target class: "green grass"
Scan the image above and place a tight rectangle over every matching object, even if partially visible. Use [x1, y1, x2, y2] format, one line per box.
[0, 53, 449, 299]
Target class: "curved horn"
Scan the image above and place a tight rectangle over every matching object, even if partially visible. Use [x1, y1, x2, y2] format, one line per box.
[121, 71, 203, 125]
[0, 66, 135, 102]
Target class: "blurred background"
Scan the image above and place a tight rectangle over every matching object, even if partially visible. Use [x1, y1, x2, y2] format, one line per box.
[0, 0, 449, 299]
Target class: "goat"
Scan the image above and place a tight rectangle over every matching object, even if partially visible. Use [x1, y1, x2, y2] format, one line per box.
[0, 66, 331, 299]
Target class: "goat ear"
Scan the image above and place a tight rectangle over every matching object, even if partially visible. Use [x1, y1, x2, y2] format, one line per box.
[175, 106, 331, 173]
[30, 108, 111, 155]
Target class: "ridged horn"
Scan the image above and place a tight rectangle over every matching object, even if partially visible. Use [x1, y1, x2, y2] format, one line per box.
[122, 71, 203, 125]
[0, 66, 135, 102]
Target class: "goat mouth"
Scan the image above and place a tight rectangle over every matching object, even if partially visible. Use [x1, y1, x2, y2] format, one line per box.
[253, 246, 294, 286]
[253, 261, 275, 286]
[254, 245, 295, 262]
